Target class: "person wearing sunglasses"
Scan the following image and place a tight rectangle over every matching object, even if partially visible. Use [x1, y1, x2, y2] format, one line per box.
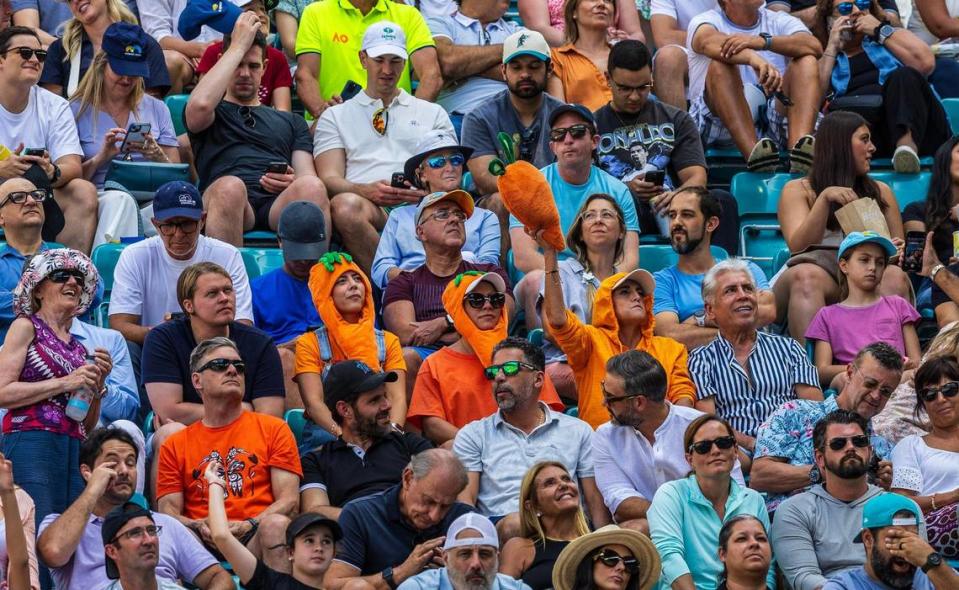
[770, 409, 888, 590]
[768, 0, 900, 29]
[551, 524, 660, 590]
[810, 0, 946, 173]
[890, 356, 959, 561]
[156, 336, 301, 568]
[648, 415, 772, 590]
[409, 271, 563, 447]
[0, 26, 100, 254]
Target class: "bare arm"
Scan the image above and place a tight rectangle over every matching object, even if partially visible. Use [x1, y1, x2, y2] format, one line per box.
[813, 339, 845, 387]
[191, 565, 235, 590]
[299, 488, 342, 520]
[37, 462, 117, 567]
[294, 53, 327, 119]
[540, 245, 568, 331]
[271, 87, 293, 113]
[622, 232, 639, 271]
[670, 575, 697, 590]
[517, 0, 566, 46]
[756, 289, 777, 327]
[458, 472, 480, 505]
[795, 384, 823, 401]
[613, 0, 644, 43]
[158, 37, 208, 60]
[205, 463, 257, 585]
[383, 301, 419, 346]
[251, 395, 284, 418]
[0, 457, 29, 590]
[260, 469, 300, 519]
[421, 416, 459, 447]
[293, 372, 340, 437]
[882, 27, 936, 75]
[915, 0, 959, 40]
[274, 11, 299, 61]
[649, 15, 686, 48]
[467, 155, 500, 196]
[433, 37, 503, 82]
[580, 477, 612, 528]
[386, 373, 407, 428]
[749, 456, 812, 494]
[11, 10, 56, 45]
[653, 312, 718, 349]
[147, 382, 205, 425]
[109, 314, 150, 345]
[546, 73, 565, 103]
[157, 492, 198, 529]
[879, 182, 905, 241]
[410, 47, 442, 102]
[892, 487, 959, 514]
[778, 180, 835, 253]
[498, 538, 534, 578]
[613, 497, 651, 523]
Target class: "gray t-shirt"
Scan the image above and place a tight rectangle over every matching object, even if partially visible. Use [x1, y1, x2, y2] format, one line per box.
[460, 89, 564, 169]
[822, 566, 934, 590]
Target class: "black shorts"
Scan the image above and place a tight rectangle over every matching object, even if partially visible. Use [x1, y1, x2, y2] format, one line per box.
[249, 194, 277, 231]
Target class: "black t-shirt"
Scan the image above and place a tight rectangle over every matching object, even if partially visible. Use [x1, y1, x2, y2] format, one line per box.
[245, 560, 314, 590]
[300, 431, 432, 507]
[767, 0, 899, 14]
[846, 51, 882, 96]
[903, 200, 957, 263]
[141, 317, 285, 404]
[188, 101, 313, 198]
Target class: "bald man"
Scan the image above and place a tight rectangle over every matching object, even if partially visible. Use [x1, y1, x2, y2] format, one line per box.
[0, 175, 48, 339]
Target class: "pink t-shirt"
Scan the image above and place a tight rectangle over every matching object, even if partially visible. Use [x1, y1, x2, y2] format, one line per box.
[805, 295, 920, 363]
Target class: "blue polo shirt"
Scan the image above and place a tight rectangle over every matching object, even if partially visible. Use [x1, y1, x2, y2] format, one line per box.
[336, 484, 474, 575]
[251, 267, 321, 345]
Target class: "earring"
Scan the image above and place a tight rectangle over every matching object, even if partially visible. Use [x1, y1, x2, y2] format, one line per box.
[536, 511, 542, 517]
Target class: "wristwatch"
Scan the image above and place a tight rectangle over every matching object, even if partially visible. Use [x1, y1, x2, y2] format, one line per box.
[444, 314, 455, 332]
[809, 465, 822, 485]
[48, 163, 61, 185]
[694, 310, 706, 327]
[382, 567, 398, 590]
[874, 24, 895, 45]
[921, 551, 943, 573]
[759, 32, 773, 50]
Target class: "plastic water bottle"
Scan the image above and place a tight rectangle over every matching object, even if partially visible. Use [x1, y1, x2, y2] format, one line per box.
[65, 355, 96, 422]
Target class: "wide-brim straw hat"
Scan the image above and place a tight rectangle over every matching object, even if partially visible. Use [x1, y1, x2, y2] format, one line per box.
[552, 525, 661, 590]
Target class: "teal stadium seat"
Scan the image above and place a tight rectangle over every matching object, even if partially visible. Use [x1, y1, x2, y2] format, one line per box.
[164, 94, 190, 136]
[285, 408, 307, 445]
[640, 244, 729, 274]
[243, 231, 279, 247]
[870, 171, 932, 210]
[240, 247, 285, 279]
[729, 172, 798, 277]
[943, 98, 959, 135]
[91, 242, 128, 327]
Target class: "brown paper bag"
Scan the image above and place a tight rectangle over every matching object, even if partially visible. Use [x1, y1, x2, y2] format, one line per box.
[835, 198, 891, 239]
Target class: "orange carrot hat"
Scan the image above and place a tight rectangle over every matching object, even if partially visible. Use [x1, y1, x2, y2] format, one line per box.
[441, 270, 508, 366]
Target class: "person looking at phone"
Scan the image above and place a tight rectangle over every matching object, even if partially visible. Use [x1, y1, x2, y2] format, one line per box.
[313, 21, 455, 275]
[185, 13, 330, 248]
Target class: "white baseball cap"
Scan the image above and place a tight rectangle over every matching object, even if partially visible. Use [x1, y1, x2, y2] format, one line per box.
[503, 30, 550, 64]
[362, 21, 408, 59]
[444, 513, 499, 550]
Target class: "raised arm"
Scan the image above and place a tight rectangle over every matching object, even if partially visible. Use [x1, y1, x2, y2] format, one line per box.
[205, 461, 257, 584]
[0, 455, 31, 590]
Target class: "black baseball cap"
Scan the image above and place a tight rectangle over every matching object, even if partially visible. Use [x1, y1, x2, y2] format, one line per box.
[322, 360, 397, 407]
[278, 201, 327, 262]
[101, 502, 155, 579]
[285, 513, 342, 546]
[548, 103, 596, 129]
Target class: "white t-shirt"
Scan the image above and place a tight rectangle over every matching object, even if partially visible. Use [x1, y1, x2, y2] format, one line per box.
[313, 89, 455, 184]
[0, 86, 82, 163]
[908, 0, 959, 44]
[650, 0, 718, 33]
[686, 8, 810, 103]
[890, 434, 959, 495]
[139, 0, 227, 43]
[107, 235, 253, 326]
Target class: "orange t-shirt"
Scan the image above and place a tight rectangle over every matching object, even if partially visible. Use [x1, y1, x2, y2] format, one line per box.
[293, 330, 406, 376]
[407, 347, 564, 429]
[156, 411, 302, 520]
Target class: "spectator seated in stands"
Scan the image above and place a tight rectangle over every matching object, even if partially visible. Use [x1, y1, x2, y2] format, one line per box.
[322, 449, 473, 590]
[822, 493, 959, 590]
[752, 342, 901, 512]
[71, 23, 180, 243]
[108, 181, 253, 354]
[156, 337, 301, 570]
[811, 0, 947, 173]
[294, 0, 441, 119]
[536, 227, 694, 428]
[272, 0, 310, 61]
[516, 0, 642, 48]
[143, 262, 285, 458]
[40, 3, 170, 99]
[0, 26, 99, 254]
[9, 0, 118, 45]
[100, 503, 190, 590]
[38, 428, 230, 590]
[408, 271, 563, 448]
[549, 524, 660, 590]
[0, 452, 37, 590]
[398, 513, 531, 590]
[498, 462, 590, 590]
[300, 360, 432, 520]
[806, 232, 921, 390]
[196, 0, 292, 111]
[648, 415, 773, 590]
[185, 13, 329, 248]
[653, 188, 774, 350]
[775, 111, 909, 343]
[771, 410, 892, 590]
[509, 104, 639, 275]
[687, 0, 821, 172]
[382, 189, 509, 402]
[294, 252, 407, 446]
[769, 0, 901, 28]
[591, 350, 744, 535]
[426, 0, 522, 131]
[716, 515, 774, 590]
[453, 337, 606, 536]
[206, 459, 340, 590]
[648, 0, 723, 110]
[689, 258, 821, 455]
[140, 0, 225, 94]
[905, 0, 959, 99]
[313, 21, 452, 275]
[593, 40, 740, 253]
[372, 130, 500, 292]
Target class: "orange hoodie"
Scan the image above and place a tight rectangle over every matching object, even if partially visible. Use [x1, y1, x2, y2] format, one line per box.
[441, 271, 508, 367]
[548, 271, 695, 429]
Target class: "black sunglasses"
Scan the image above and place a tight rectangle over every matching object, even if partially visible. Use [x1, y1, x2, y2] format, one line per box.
[919, 381, 959, 403]
[4, 47, 46, 62]
[689, 435, 736, 455]
[549, 124, 591, 142]
[197, 358, 246, 374]
[48, 269, 85, 287]
[463, 292, 507, 309]
[238, 106, 256, 129]
[483, 360, 537, 380]
[593, 549, 639, 573]
[0, 189, 48, 207]
[600, 380, 641, 405]
[827, 435, 870, 451]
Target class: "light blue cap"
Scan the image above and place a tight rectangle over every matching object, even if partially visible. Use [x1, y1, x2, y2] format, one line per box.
[838, 231, 896, 260]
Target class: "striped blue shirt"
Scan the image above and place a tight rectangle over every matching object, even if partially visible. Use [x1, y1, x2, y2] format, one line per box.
[688, 330, 821, 437]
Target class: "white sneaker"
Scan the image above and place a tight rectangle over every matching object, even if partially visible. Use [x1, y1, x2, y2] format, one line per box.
[893, 145, 921, 174]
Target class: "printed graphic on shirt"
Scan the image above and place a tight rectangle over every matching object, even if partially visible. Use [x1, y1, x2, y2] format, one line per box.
[191, 447, 261, 498]
[597, 122, 676, 189]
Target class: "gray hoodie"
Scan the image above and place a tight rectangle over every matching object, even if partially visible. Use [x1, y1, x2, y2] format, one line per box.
[770, 484, 883, 590]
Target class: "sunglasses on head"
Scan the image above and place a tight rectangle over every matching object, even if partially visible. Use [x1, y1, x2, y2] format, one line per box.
[484, 360, 537, 380]
[919, 381, 959, 403]
[593, 549, 639, 573]
[463, 292, 506, 309]
[837, 0, 871, 15]
[827, 434, 870, 451]
[688, 435, 736, 455]
[197, 358, 246, 374]
[425, 154, 465, 169]
[0, 189, 48, 207]
[48, 269, 85, 287]
[4, 47, 46, 62]
[549, 124, 591, 142]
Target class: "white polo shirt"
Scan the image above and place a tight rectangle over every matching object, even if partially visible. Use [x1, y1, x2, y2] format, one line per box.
[313, 88, 455, 184]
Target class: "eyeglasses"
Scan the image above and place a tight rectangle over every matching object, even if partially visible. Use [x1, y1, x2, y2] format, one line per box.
[852, 364, 895, 398]
[919, 381, 959, 403]
[238, 105, 256, 129]
[48, 269, 85, 287]
[3, 47, 47, 62]
[549, 124, 591, 142]
[688, 435, 737, 455]
[420, 209, 467, 224]
[582, 210, 619, 223]
[372, 107, 389, 135]
[425, 154, 465, 169]
[600, 380, 641, 405]
[483, 360, 537, 380]
[463, 292, 506, 309]
[827, 435, 871, 451]
[593, 549, 639, 573]
[609, 78, 653, 96]
[0, 189, 48, 207]
[113, 525, 163, 543]
[837, 0, 871, 15]
[156, 219, 199, 236]
[197, 358, 246, 374]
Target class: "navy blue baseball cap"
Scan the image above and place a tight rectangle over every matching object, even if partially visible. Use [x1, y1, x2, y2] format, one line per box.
[548, 103, 596, 130]
[153, 181, 203, 221]
[101, 22, 151, 79]
[178, 0, 243, 41]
